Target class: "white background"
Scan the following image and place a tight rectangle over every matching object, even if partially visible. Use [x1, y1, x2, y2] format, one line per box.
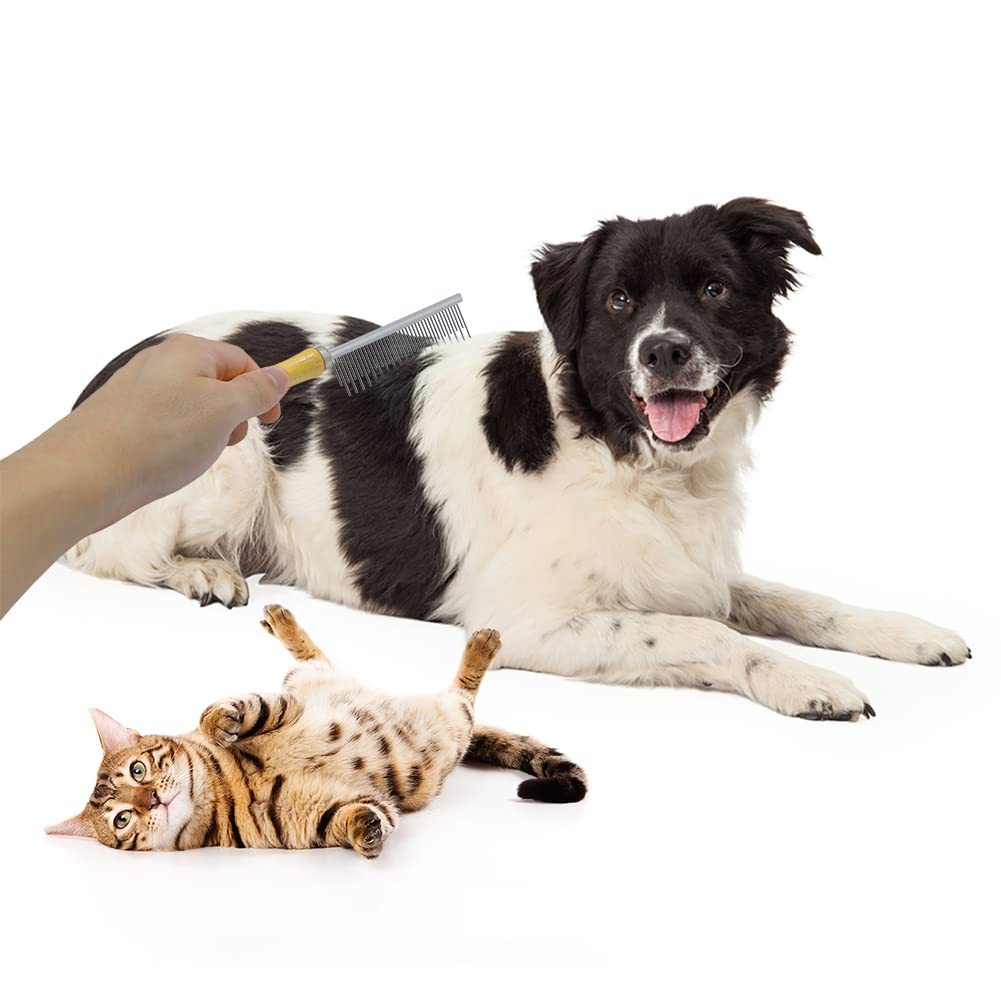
[1, 1, 997, 996]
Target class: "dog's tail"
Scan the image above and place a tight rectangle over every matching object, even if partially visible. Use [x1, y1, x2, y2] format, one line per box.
[463, 725, 587, 803]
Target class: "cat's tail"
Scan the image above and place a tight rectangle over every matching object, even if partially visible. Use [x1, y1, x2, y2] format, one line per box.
[463, 725, 587, 803]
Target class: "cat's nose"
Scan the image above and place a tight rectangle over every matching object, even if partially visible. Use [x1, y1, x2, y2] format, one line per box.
[147, 790, 161, 809]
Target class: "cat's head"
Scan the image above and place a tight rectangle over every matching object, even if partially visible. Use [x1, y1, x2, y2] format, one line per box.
[46, 709, 196, 851]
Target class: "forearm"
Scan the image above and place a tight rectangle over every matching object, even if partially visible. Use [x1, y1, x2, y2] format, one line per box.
[0, 410, 130, 617]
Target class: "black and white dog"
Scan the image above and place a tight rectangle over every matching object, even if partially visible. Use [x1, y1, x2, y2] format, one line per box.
[68, 198, 970, 720]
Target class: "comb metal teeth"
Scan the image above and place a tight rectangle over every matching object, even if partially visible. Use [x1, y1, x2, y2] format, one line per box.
[325, 294, 470, 395]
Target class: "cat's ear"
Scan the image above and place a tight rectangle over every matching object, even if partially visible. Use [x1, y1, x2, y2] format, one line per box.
[45, 814, 96, 839]
[89, 708, 141, 754]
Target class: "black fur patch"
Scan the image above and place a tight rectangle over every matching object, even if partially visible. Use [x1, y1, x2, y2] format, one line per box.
[243, 698, 271, 738]
[267, 775, 285, 843]
[225, 321, 317, 469]
[480, 332, 557, 473]
[316, 803, 339, 843]
[73, 332, 168, 409]
[408, 764, 422, 792]
[316, 318, 457, 621]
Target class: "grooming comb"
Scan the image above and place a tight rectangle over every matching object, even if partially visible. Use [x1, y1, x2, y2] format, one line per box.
[275, 294, 470, 394]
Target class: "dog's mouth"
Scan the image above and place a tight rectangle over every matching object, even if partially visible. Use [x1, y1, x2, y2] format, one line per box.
[629, 385, 726, 446]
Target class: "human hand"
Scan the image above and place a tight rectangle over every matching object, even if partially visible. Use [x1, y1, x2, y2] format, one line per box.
[0, 333, 291, 617]
[70, 333, 290, 520]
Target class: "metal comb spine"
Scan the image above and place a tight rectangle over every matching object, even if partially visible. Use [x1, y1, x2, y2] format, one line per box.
[323, 294, 470, 395]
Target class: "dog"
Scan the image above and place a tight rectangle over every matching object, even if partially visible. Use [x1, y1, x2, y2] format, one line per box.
[66, 198, 970, 720]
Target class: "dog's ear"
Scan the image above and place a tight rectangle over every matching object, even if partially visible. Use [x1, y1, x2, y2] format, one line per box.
[717, 198, 821, 296]
[531, 229, 605, 354]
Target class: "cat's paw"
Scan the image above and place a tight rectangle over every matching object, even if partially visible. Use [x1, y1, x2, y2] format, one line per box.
[199, 700, 244, 747]
[466, 628, 502, 662]
[346, 805, 388, 860]
[260, 604, 297, 638]
[746, 654, 874, 722]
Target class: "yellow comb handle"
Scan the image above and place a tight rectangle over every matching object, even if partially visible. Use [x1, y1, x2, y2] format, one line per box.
[275, 347, 327, 387]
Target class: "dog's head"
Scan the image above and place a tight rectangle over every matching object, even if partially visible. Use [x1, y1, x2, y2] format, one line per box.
[531, 198, 820, 457]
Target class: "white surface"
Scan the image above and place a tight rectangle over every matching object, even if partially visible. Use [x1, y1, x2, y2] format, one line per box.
[1, 1, 997, 994]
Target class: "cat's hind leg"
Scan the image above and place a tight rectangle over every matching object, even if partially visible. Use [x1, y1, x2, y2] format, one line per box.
[441, 629, 503, 759]
[260, 604, 329, 665]
[452, 628, 502, 697]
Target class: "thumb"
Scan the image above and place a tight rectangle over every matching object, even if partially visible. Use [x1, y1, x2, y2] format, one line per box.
[225, 366, 290, 420]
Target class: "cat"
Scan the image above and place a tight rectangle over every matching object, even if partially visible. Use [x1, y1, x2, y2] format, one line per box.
[46, 605, 587, 855]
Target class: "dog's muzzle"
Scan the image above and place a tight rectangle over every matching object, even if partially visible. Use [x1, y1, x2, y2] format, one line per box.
[630, 333, 721, 443]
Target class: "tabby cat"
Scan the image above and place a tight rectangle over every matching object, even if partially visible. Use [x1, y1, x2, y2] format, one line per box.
[47, 605, 586, 856]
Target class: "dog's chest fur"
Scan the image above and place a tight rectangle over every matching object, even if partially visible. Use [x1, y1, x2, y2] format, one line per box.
[413, 333, 749, 627]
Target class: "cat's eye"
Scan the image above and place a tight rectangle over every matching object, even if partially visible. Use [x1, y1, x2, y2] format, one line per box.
[114, 810, 132, 830]
[130, 761, 146, 782]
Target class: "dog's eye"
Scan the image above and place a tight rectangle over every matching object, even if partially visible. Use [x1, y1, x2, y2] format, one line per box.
[704, 280, 727, 300]
[607, 289, 631, 313]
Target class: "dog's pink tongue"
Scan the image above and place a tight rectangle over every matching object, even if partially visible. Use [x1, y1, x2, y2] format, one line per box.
[646, 393, 705, 443]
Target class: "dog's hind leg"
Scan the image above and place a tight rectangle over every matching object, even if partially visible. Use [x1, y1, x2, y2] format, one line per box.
[65, 492, 250, 607]
[64, 430, 272, 608]
[727, 575, 971, 667]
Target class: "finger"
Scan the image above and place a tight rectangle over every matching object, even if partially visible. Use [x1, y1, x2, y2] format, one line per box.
[172, 337, 263, 381]
[225, 366, 290, 421]
[228, 421, 249, 447]
[206, 341, 261, 382]
[162, 334, 259, 381]
[258, 402, 282, 425]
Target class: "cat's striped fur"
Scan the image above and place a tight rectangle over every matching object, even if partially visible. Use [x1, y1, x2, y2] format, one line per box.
[47, 606, 586, 855]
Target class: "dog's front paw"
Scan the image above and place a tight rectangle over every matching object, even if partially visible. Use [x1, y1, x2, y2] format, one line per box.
[853, 612, 971, 666]
[748, 655, 874, 722]
[199, 700, 244, 746]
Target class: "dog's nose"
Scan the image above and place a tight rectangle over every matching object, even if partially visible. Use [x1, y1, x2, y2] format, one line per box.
[638, 332, 692, 376]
